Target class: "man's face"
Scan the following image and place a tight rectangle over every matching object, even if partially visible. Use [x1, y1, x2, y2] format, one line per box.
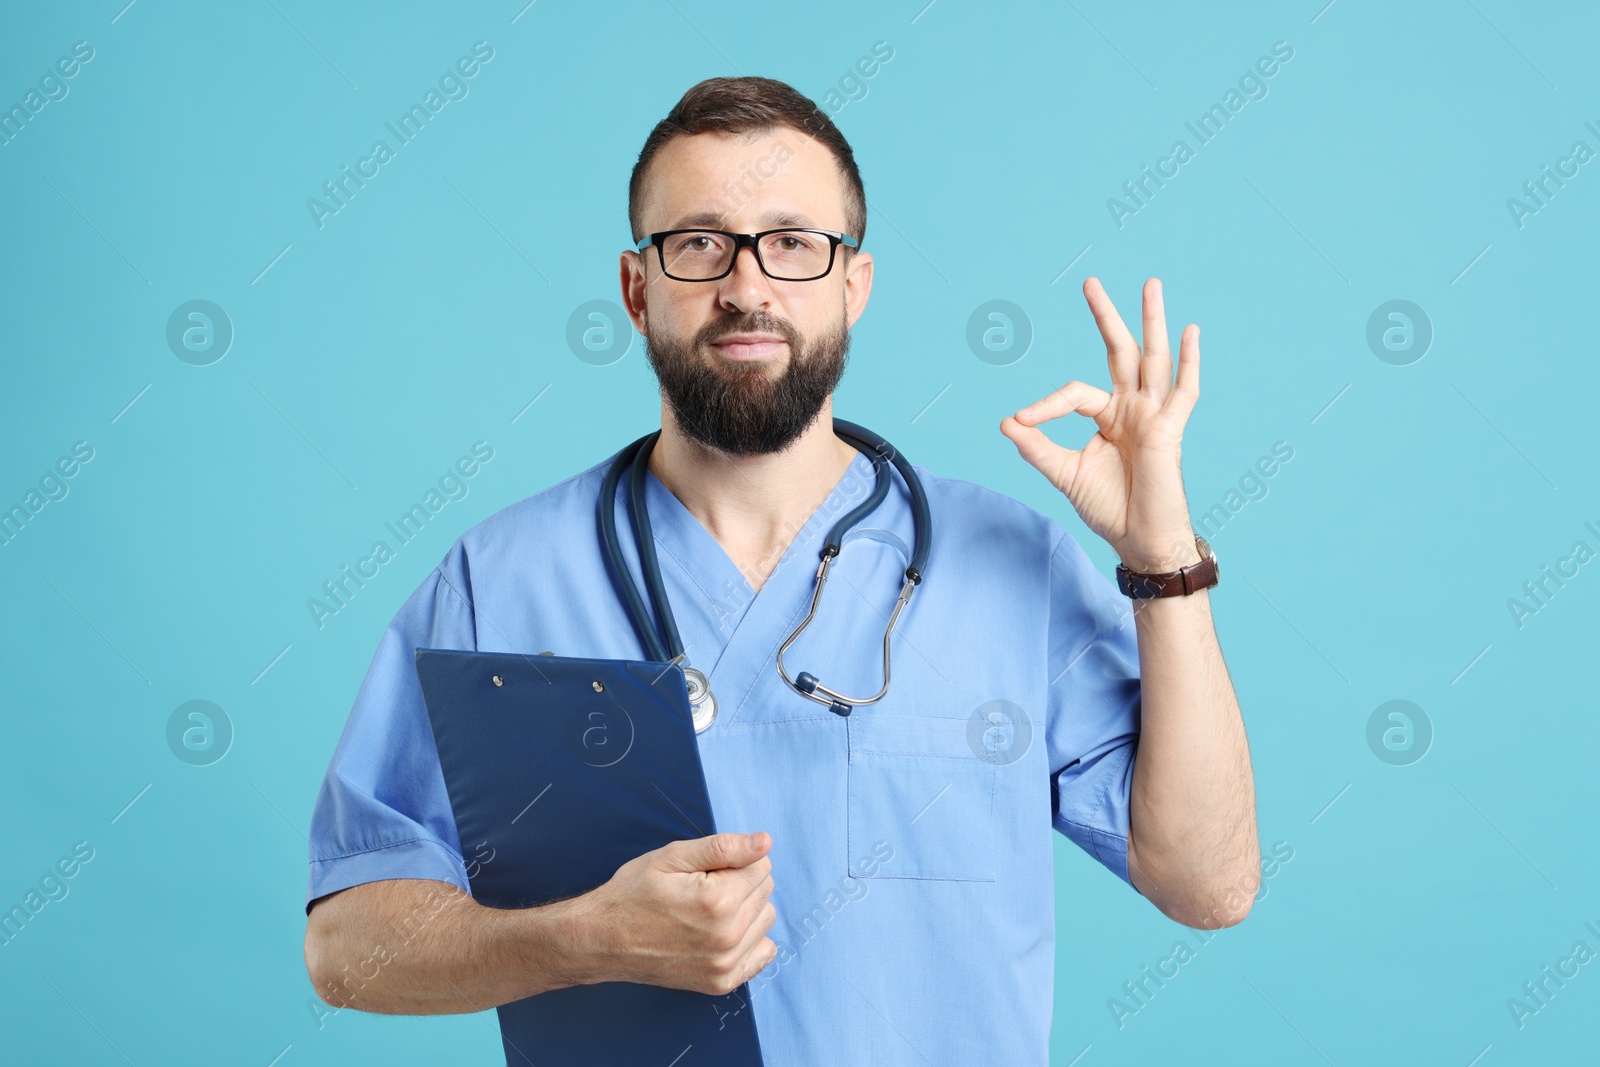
[621, 129, 874, 456]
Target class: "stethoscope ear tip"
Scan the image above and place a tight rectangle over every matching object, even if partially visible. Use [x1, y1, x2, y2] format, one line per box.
[795, 670, 852, 716]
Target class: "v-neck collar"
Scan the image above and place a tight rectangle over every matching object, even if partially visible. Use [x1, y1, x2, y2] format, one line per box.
[640, 447, 880, 698]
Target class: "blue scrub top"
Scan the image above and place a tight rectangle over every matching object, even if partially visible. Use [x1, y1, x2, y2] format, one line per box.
[307, 441, 1142, 1065]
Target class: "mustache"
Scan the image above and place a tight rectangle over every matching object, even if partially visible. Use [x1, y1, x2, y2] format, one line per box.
[695, 311, 803, 350]
[641, 307, 851, 456]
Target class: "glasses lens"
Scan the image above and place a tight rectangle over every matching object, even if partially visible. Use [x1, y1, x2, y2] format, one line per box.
[758, 230, 833, 280]
[655, 231, 837, 280]
[659, 231, 733, 280]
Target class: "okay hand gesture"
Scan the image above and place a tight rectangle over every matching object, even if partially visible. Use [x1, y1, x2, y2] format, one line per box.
[999, 277, 1201, 572]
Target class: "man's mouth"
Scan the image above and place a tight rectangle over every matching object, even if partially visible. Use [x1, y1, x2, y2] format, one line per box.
[708, 333, 789, 361]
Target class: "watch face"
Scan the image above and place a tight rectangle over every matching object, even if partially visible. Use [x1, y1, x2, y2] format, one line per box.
[1197, 536, 1218, 579]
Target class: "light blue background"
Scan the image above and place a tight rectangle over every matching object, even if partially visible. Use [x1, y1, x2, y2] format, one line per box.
[3, 1, 1596, 1063]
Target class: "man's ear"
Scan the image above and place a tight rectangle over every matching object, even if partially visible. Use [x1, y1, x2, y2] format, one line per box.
[843, 250, 874, 329]
[619, 250, 649, 334]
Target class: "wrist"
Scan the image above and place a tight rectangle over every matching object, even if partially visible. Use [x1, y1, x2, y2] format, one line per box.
[1116, 532, 1200, 574]
[521, 892, 608, 993]
[1116, 533, 1219, 599]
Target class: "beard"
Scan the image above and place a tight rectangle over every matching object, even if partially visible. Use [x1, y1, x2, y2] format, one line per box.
[642, 308, 851, 456]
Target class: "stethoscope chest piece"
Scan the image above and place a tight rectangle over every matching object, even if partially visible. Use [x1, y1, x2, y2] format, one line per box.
[683, 666, 717, 734]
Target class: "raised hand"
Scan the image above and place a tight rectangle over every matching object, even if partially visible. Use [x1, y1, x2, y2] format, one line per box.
[999, 277, 1201, 573]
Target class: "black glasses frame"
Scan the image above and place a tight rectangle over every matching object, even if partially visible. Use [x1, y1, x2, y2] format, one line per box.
[634, 228, 861, 282]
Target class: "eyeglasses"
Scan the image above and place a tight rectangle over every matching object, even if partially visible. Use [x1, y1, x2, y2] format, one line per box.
[634, 228, 861, 282]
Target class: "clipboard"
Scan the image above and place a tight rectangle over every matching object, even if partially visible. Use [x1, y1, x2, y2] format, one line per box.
[414, 647, 766, 1067]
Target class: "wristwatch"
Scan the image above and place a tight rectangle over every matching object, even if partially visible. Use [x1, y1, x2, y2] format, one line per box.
[1116, 536, 1219, 598]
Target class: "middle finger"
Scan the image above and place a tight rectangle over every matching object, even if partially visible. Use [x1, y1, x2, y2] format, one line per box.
[1141, 278, 1173, 401]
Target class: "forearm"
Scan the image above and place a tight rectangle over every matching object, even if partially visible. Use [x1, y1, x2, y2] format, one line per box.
[1126, 586, 1258, 926]
[304, 878, 595, 1016]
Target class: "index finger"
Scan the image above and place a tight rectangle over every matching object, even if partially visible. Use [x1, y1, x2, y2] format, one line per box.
[1083, 277, 1141, 393]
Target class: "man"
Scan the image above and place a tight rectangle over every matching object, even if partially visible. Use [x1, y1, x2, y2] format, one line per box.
[304, 76, 1257, 1063]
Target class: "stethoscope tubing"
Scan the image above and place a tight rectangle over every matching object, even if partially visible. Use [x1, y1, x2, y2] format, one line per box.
[597, 433, 669, 663]
[597, 419, 930, 717]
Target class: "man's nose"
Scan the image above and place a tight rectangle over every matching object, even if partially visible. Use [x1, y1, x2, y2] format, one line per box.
[716, 243, 773, 310]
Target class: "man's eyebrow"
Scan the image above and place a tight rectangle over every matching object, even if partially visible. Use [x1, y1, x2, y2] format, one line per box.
[762, 211, 818, 228]
[662, 210, 822, 231]
[667, 210, 729, 229]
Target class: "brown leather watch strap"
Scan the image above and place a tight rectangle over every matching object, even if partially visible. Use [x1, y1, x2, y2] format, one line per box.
[1116, 536, 1219, 598]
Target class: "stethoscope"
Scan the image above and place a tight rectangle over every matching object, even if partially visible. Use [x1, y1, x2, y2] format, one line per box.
[597, 418, 932, 733]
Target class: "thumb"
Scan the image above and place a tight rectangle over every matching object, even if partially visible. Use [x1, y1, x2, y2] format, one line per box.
[661, 831, 771, 873]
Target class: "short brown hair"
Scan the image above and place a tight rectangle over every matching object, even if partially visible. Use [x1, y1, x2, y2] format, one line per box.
[628, 76, 866, 246]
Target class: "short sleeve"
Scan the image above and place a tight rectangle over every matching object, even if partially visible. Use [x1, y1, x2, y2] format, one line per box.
[305, 551, 478, 914]
[1044, 529, 1143, 892]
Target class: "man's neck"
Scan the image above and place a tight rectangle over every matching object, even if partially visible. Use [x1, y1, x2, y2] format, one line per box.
[647, 401, 859, 593]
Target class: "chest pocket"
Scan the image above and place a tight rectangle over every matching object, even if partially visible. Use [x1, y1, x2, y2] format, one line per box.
[846, 712, 996, 882]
